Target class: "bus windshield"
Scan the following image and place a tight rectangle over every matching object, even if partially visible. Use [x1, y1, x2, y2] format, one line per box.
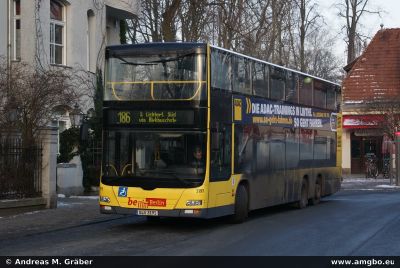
[105, 52, 206, 101]
[103, 131, 207, 184]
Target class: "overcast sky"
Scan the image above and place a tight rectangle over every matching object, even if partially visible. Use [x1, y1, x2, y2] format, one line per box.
[320, 0, 400, 62]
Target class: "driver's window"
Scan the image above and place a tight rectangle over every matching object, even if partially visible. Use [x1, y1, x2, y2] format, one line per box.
[210, 123, 231, 181]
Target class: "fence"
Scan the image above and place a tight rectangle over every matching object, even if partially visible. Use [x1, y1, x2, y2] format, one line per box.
[84, 140, 102, 187]
[0, 138, 42, 199]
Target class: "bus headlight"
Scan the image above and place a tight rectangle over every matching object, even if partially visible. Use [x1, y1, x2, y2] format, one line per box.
[100, 196, 111, 203]
[186, 200, 202, 206]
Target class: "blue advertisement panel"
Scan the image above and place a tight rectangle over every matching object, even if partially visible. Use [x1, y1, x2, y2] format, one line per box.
[233, 95, 337, 131]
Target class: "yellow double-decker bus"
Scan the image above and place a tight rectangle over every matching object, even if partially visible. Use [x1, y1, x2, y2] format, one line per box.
[99, 43, 342, 222]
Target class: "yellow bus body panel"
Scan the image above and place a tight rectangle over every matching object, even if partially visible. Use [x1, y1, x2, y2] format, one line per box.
[100, 182, 209, 210]
[207, 174, 242, 208]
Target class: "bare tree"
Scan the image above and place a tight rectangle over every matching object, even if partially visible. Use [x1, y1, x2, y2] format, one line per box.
[292, 0, 321, 72]
[336, 0, 381, 64]
[126, 0, 184, 43]
[179, 0, 210, 42]
[161, 0, 182, 41]
[126, 0, 163, 43]
[122, 0, 341, 80]
[304, 30, 343, 82]
[0, 58, 92, 146]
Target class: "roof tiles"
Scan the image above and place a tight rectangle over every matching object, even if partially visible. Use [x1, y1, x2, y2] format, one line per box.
[342, 29, 400, 104]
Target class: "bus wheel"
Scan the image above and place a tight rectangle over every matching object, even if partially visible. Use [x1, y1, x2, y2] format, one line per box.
[310, 181, 321, 206]
[230, 184, 249, 223]
[296, 180, 308, 209]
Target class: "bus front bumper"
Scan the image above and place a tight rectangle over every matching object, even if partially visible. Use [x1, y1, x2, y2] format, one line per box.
[100, 205, 233, 219]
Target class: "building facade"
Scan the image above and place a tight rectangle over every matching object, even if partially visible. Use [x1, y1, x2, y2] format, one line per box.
[0, 0, 139, 206]
[0, 0, 139, 124]
[341, 28, 400, 174]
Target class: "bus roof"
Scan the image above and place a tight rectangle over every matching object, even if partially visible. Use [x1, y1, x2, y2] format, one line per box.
[211, 44, 341, 87]
[105, 42, 340, 87]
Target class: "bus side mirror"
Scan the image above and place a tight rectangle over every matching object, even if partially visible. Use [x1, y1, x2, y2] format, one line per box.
[80, 122, 89, 142]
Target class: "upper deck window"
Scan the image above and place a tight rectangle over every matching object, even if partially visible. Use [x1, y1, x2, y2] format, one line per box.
[270, 66, 286, 101]
[211, 50, 232, 91]
[232, 56, 251, 95]
[314, 80, 327, 109]
[252, 62, 268, 98]
[105, 51, 206, 101]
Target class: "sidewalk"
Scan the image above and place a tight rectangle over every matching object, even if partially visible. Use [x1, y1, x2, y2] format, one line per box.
[0, 194, 123, 240]
[342, 174, 400, 191]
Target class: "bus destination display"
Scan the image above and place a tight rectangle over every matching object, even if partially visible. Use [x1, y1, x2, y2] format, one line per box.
[107, 110, 195, 126]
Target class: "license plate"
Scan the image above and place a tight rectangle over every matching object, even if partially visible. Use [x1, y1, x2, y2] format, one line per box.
[137, 210, 158, 216]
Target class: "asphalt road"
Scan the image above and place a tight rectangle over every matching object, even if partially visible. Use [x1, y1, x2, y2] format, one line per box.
[1, 186, 400, 256]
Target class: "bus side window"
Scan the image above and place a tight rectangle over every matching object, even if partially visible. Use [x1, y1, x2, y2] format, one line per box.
[210, 123, 231, 181]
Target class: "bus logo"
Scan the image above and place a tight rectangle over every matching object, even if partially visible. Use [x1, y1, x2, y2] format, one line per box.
[127, 197, 167, 208]
[246, 98, 252, 114]
[118, 186, 128, 197]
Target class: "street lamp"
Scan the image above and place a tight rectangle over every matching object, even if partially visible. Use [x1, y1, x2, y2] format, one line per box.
[69, 103, 84, 128]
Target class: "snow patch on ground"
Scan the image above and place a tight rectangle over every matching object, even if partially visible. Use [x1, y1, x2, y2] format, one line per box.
[57, 201, 85, 208]
[376, 184, 400, 189]
[57, 194, 98, 200]
[69, 196, 99, 200]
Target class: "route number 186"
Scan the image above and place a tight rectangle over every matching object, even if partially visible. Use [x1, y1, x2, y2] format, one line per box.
[117, 111, 132, 124]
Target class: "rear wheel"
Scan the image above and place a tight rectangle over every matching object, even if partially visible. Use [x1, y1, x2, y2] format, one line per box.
[230, 184, 249, 223]
[372, 166, 379, 179]
[310, 181, 321, 206]
[296, 180, 308, 209]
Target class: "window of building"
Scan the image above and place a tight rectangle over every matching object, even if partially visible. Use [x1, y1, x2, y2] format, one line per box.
[87, 10, 95, 72]
[50, 0, 65, 65]
[12, 0, 21, 60]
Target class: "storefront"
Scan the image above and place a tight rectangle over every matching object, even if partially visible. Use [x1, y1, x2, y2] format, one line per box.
[342, 115, 385, 174]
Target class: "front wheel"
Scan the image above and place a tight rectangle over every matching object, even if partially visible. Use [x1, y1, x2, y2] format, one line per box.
[230, 184, 249, 223]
